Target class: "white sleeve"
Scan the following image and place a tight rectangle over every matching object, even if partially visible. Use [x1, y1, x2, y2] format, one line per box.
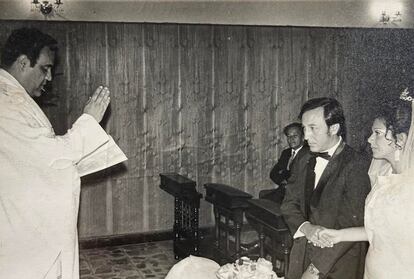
[49, 113, 110, 169]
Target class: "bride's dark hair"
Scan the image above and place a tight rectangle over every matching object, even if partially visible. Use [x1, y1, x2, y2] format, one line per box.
[376, 100, 411, 147]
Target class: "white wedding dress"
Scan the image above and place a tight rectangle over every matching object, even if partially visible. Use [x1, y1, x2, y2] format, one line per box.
[364, 169, 414, 278]
[364, 102, 414, 279]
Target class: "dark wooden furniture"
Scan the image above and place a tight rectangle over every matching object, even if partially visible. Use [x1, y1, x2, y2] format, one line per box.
[204, 183, 252, 261]
[159, 173, 202, 259]
[245, 199, 292, 277]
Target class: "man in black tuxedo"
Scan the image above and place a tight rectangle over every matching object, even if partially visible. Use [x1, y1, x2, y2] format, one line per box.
[281, 98, 371, 279]
[260, 122, 308, 204]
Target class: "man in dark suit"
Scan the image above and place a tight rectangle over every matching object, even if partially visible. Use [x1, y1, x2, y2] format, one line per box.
[260, 122, 308, 204]
[281, 98, 371, 279]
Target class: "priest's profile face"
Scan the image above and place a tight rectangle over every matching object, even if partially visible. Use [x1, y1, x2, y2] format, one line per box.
[21, 46, 55, 97]
[302, 106, 340, 152]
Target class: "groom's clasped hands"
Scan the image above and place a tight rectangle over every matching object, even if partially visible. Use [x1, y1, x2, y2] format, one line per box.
[302, 223, 342, 248]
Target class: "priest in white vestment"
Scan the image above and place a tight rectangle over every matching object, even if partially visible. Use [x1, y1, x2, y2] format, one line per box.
[0, 28, 127, 279]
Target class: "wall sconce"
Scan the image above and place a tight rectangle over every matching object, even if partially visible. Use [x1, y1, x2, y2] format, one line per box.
[370, 1, 404, 26]
[380, 10, 402, 24]
[31, 0, 63, 16]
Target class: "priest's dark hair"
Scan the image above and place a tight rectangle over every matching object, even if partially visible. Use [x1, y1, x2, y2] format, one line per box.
[1, 28, 57, 69]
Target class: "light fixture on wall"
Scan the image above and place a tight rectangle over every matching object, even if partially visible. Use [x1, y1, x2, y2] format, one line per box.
[379, 10, 402, 24]
[31, 0, 63, 16]
[370, 1, 403, 25]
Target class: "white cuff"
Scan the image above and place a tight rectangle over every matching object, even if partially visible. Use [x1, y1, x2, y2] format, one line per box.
[293, 221, 310, 239]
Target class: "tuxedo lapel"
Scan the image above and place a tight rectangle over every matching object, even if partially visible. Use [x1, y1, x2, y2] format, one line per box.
[304, 155, 316, 219]
[283, 148, 293, 169]
[311, 142, 346, 208]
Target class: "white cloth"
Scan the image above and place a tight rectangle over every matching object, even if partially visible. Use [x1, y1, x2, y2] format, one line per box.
[216, 257, 280, 279]
[364, 169, 414, 279]
[166, 256, 282, 279]
[165, 255, 220, 279]
[367, 158, 392, 186]
[363, 101, 414, 278]
[0, 69, 127, 279]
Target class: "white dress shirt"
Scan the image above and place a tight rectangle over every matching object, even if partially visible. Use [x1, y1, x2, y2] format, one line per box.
[313, 138, 342, 188]
[288, 145, 304, 170]
[292, 145, 303, 159]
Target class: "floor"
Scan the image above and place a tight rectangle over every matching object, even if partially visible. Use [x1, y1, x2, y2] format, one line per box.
[79, 240, 178, 279]
[78, 229, 264, 279]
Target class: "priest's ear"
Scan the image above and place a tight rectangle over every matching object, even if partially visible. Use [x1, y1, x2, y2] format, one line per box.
[15, 55, 31, 72]
[328, 123, 340, 136]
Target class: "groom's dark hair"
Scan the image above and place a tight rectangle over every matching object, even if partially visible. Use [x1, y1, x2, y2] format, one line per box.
[299, 97, 346, 139]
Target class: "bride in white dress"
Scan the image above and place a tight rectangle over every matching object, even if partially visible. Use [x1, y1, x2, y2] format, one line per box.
[318, 93, 414, 279]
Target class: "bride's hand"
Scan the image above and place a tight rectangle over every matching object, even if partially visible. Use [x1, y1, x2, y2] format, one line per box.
[318, 228, 342, 247]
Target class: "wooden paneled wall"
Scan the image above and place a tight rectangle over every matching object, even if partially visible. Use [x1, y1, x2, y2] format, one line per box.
[1, 21, 413, 238]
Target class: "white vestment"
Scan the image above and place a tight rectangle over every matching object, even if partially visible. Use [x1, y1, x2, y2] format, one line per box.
[165, 256, 220, 279]
[0, 69, 127, 279]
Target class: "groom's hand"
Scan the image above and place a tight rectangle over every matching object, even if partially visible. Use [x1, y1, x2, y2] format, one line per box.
[301, 264, 320, 279]
[300, 223, 332, 248]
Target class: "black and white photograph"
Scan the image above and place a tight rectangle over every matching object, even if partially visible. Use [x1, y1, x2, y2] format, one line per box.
[1, 1, 413, 278]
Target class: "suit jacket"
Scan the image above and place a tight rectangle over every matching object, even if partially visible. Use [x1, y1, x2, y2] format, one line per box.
[280, 142, 371, 279]
[270, 145, 309, 186]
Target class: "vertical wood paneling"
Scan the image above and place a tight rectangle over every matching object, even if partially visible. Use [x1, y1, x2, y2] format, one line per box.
[178, 25, 214, 225]
[2, 21, 414, 238]
[69, 23, 110, 237]
[106, 23, 145, 234]
[145, 24, 180, 231]
[307, 29, 338, 99]
[278, 28, 308, 127]
[245, 26, 281, 197]
[212, 26, 246, 187]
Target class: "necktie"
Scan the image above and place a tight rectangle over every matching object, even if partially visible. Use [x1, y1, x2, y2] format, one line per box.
[287, 150, 296, 170]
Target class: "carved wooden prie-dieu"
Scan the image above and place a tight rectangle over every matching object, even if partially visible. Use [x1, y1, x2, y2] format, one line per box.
[159, 173, 202, 259]
[204, 182, 252, 262]
[245, 198, 292, 277]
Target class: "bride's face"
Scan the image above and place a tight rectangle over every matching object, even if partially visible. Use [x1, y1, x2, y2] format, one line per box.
[368, 118, 397, 160]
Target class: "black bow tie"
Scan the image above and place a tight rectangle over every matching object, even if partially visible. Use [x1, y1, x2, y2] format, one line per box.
[310, 151, 331, 160]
